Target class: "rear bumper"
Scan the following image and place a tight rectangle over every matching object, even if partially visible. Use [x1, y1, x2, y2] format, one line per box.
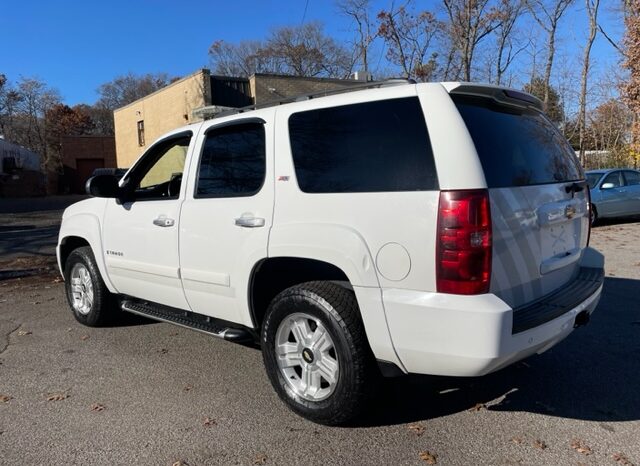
[383, 250, 604, 377]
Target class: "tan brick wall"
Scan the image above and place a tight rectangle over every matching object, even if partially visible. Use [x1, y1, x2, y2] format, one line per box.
[113, 69, 210, 168]
[250, 74, 363, 104]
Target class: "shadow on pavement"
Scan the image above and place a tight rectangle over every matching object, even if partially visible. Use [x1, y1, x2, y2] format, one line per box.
[358, 276, 640, 427]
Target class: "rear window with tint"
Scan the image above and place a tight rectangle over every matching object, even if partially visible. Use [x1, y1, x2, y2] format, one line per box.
[288, 97, 438, 193]
[453, 95, 583, 188]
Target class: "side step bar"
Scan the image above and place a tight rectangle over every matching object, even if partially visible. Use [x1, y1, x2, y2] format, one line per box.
[121, 299, 254, 343]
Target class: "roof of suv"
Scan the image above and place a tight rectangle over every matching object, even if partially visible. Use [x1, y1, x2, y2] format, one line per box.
[152, 80, 543, 149]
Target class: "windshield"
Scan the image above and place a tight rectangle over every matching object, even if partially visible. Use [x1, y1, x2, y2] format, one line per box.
[586, 172, 604, 189]
[453, 95, 584, 188]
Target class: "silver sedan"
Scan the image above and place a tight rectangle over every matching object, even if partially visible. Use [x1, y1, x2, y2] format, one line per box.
[587, 168, 640, 224]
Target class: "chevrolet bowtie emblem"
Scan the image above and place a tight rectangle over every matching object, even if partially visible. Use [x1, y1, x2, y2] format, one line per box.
[565, 205, 576, 219]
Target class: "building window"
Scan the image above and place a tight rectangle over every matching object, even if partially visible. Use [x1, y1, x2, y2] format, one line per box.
[137, 120, 145, 147]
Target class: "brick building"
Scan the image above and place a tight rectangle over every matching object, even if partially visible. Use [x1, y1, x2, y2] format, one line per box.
[61, 135, 116, 193]
[114, 69, 368, 168]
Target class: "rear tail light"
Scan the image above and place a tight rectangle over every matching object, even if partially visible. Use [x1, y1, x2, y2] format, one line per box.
[436, 189, 492, 294]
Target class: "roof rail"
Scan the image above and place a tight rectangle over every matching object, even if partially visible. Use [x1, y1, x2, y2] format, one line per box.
[212, 78, 417, 119]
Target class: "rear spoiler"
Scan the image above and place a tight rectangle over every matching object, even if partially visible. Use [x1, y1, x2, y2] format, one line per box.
[441, 82, 543, 112]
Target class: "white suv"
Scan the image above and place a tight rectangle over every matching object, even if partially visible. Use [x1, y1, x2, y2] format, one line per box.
[57, 81, 604, 425]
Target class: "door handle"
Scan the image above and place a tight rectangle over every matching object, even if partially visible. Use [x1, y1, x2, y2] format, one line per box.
[235, 216, 265, 228]
[153, 216, 175, 227]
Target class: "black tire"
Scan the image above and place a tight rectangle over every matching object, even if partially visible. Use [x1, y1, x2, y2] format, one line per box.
[590, 204, 598, 226]
[261, 281, 376, 425]
[64, 246, 115, 327]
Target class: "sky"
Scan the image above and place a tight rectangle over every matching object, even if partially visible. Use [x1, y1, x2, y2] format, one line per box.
[0, 0, 625, 107]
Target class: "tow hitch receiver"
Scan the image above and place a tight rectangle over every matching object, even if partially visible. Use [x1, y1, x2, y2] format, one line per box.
[574, 310, 590, 328]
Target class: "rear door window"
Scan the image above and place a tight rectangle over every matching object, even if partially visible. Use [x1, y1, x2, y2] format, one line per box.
[453, 95, 583, 188]
[195, 122, 266, 198]
[288, 97, 438, 193]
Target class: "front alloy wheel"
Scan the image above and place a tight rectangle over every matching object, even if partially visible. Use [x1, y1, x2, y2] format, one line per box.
[64, 246, 114, 327]
[69, 263, 94, 315]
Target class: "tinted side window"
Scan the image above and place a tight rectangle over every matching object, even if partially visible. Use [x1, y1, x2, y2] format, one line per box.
[624, 170, 640, 186]
[603, 171, 623, 188]
[288, 97, 438, 193]
[196, 123, 265, 197]
[453, 95, 583, 188]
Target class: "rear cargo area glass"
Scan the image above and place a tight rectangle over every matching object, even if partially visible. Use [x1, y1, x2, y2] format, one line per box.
[453, 95, 583, 188]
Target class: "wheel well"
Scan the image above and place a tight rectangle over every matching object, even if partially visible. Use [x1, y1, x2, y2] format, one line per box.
[59, 236, 90, 271]
[249, 257, 350, 329]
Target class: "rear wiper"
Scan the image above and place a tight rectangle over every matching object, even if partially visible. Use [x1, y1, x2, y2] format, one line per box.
[565, 181, 587, 196]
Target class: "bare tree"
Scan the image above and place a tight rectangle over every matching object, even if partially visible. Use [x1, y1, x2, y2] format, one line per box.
[442, 0, 503, 81]
[265, 22, 354, 78]
[96, 72, 174, 110]
[377, 2, 441, 81]
[209, 40, 278, 77]
[621, 0, 640, 168]
[525, 0, 574, 112]
[577, 0, 600, 165]
[337, 0, 377, 73]
[494, 0, 527, 85]
[209, 23, 353, 79]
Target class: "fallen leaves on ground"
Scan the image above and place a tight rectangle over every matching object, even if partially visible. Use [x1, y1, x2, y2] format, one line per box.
[17, 330, 32, 336]
[533, 439, 547, 450]
[613, 453, 634, 466]
[158, 348, 169, 354]
[183, 385, 193, 392]
[511, 436, 524, 445]
[0, 394, 12, 403]
[469, 403, 487, 412]
[253, 453, 268, 464]
[46, 393, 68, 402]
[570, 439, 592, 456]
[419, 451, 438, 464]
[407, 423, 426, 436]
[172, 461, 188, 466]
[90, 403, 105, 412]
[203, 417, 216, 427]
[80, 335, 90, 341]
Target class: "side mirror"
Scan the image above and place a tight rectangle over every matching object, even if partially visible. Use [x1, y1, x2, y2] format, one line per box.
[600, 182, 615, 190]
[86, 174, 120, 198]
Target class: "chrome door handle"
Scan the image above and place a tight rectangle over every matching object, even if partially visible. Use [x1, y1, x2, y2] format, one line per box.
[153, 216, 175, 227]
[235, 216, 265, 228]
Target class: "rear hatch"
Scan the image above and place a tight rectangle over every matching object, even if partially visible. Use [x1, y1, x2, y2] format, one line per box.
[452, 93, 589, 309]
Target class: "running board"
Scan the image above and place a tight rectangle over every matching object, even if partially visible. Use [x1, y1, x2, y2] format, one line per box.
[121, 299, 254, 342]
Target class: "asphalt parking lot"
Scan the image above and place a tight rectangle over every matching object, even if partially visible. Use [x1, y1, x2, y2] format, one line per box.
[0, 203, 639, 465]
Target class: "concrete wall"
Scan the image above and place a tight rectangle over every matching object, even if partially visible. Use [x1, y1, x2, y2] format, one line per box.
[249, 73, 364, 104]
[114, 69, 210, 168]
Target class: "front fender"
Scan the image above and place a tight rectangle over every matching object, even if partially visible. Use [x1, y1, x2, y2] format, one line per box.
[58, 213, 116, 293]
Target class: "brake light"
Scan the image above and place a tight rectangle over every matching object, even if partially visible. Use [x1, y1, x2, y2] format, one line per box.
[436, 190, 492, 294]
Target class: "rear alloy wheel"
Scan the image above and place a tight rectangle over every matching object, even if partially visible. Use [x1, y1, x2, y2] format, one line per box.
[275, 312, 340, 402]
[261, 281, 376, 425]
[64, 246, 114, 327]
